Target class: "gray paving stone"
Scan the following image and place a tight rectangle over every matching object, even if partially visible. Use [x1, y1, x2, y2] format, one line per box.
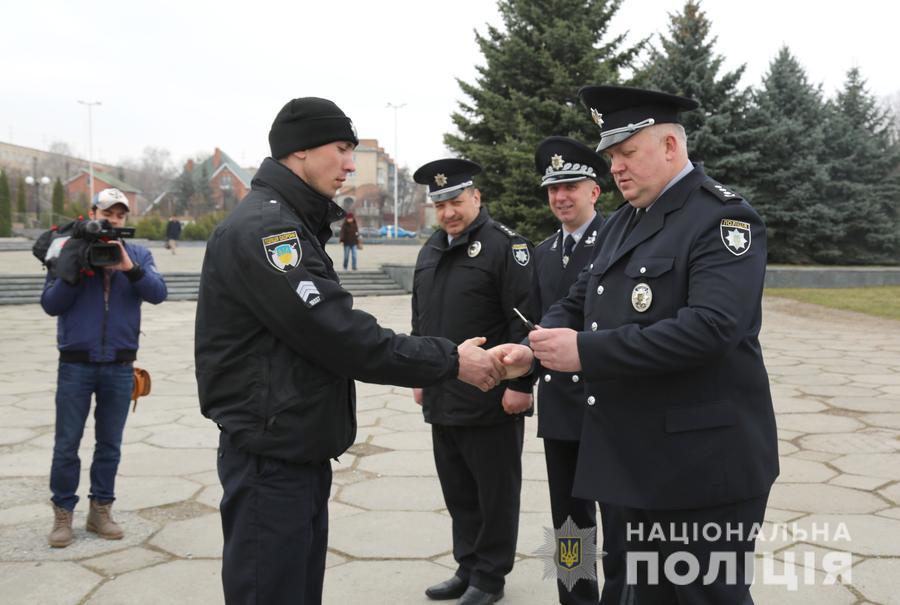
[369, 430, 433, 451]
[860, 413, 900, 430]
[773, 396, 828, 413]
[769, 483, 887, 514]
[112, 476, 201, 511]
[0, 427, 37, 445]
[798, 385, 884, 398]
[339, 476, 445, 511]
[851, 558, 900, 605]
[377, 411, 427, 431]
[143, 427, 219, 449]
[195, 484, 223, 509]
[329, 511, 451, 558]
[0, 446, 58, 476]
[778, 457, 838, 483]
[150, 513, 222, 558]
[0, 502, 51, 526]
[85, 559, 221, 605]
[829, 396, 900, 412]
[829, 474, 891, 491]
[522, 451, 548, 481]
[777, 413, 865, 434]
[799, 431, 899, 454]
[356, 450, 437, 476]
[0, 561, 102, 605]
[875, 507, 900, 520]
[521, 479, 552, 513]
[794, 513, 900, 556]
[82, 546, 171, 577]
[831, 453, 900, 480]
[791, 450, 841, 462]
[779, 440, 800, 455]
[876, 482, 900, 504]
[0, 512, 159, 562]
[322, 560, 461, 604]
[116, 443, 217, 476]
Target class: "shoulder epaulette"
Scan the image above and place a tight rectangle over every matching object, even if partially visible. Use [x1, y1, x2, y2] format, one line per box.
[492, 221, 520, 240]
[538, 230, 560, 248]
[702, 179, 744, 203]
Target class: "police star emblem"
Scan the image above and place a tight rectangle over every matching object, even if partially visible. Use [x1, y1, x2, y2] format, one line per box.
[591, 108, 604, 128]
[512, 243, 530, 266]
[720, 218, 751, 256]
[551, 154, 564, 170]
[632, 283, 652, 312]
[534, 516, 600, 592]
[434, 173, 448, 187]
[261, 231, 302, 272]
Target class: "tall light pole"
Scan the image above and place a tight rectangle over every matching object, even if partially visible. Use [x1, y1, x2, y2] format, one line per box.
[386, 102, 406, 239]
[77, 100, 101, 201]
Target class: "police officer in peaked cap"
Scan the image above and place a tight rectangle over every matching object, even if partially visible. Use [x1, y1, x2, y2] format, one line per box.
[496, 86, 778, 605]
[411, 158, 537, 605]
[532, 136, 625, 604]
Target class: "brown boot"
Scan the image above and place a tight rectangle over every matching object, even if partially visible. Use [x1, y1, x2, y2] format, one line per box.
[48, 505, 74, 548]
[86, 499, 124, 540]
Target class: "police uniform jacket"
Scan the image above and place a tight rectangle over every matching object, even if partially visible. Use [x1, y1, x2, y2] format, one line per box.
[533, 213, 604, 440]
[412, 207, 537, 426]
[540, 165, 779, 510]
[195, 158, 460, 464]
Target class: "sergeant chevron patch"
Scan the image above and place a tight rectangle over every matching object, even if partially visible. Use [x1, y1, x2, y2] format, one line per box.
[295, 280, 322, 308]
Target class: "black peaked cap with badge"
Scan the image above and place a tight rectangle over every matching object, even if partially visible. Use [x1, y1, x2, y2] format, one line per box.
[578, 85, 699, 151]
[534, 136, 609, 187]
[413, 159, 482, 202]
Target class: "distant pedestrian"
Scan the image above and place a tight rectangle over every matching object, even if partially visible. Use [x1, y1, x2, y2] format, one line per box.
[165, 216, 182, 254]
[338, 212, 361, 270]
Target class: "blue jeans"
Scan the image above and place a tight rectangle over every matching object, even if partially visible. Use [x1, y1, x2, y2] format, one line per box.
[50, 361, 133, 511]
[342, 244, 358, 270]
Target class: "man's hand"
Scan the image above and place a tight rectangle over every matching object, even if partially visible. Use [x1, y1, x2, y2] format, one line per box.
[529, 328, 582, 372]
[488, 343, 534, 379]
[502, 388, 533, 415]
[106, 241, 134, 272]
[457, 336, 505, 392]
[412, 387, 423, 406]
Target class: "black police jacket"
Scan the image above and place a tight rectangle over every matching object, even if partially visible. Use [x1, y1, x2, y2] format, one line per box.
[533, 213, 605, 441]
[541, 165, 779, 510]
[195, 158, 460, 464]
[412, 207, 537, 426]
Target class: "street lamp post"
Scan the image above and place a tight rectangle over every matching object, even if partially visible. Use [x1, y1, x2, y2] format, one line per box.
[25, 175, 51, 226]
[386, 102, 406, 240]
[77, 100, 102, 201]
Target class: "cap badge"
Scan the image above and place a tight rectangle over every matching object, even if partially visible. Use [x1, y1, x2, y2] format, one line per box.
[434, 173, 448, 187]
[584, 230, 597, 246]
[591, 108, 604, 128]
[631, 283, 652, 312]
[551, 154, 564, 170]
[468, 241, 482, 257]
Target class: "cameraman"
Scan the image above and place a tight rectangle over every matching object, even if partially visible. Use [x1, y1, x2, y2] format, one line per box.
[41, 188, 167, 548]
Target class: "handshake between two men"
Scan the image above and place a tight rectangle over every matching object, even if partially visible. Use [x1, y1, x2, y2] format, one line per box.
[413, 327, 583, 414]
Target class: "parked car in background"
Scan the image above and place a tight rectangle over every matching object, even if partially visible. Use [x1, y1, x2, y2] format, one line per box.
[359, 226, 380, 239]
[378, 225, 417, 238]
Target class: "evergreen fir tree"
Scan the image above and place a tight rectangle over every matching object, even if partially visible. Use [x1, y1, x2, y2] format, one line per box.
[0, 170, 11, 237]
[445, 0, 641, 241]
[635, 0, 754, 190]
[743, 47, 830, 263]
[824, 68, 900, 263]
[51, 177, 66, 221]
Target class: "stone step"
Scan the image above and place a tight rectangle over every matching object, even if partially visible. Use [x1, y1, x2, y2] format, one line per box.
[0, 271, 409, 305]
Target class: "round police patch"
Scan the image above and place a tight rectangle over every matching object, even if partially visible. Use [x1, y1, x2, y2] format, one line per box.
[262, 231, 302, 272]
[468, 241, 482, 257]
[512, 243, 530, 266]
[720, 219, 751, 256]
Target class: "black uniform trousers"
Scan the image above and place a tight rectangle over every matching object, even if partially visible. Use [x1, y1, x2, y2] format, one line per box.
[545, 438, 625, 605]
[617, 492, 769, 605]
[217, 431, 332, 605]
[432, 418, 525, 594]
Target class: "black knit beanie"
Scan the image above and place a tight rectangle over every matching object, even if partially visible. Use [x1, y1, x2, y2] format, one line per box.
[268, 97, 359, 158]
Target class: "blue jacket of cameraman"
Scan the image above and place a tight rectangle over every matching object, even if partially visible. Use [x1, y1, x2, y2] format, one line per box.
[41, 242, 168, 363]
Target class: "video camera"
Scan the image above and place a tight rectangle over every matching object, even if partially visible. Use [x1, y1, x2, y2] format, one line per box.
[71, 219, 136, 267]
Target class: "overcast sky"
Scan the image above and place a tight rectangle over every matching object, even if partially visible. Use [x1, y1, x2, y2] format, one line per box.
[2, 0, 898, 174]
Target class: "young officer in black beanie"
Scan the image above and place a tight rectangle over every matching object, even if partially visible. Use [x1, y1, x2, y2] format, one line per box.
[195, 97, 508, 605]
